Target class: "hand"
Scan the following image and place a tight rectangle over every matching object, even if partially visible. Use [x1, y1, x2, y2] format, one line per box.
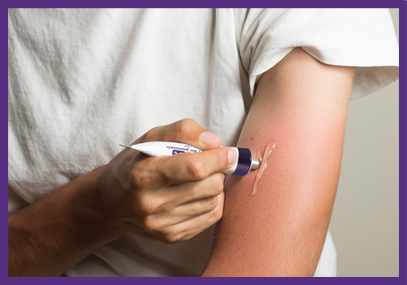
[97, 119, 238, 243]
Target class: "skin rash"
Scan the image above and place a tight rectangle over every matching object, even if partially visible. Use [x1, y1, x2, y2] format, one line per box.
[202, 48, 356, 276]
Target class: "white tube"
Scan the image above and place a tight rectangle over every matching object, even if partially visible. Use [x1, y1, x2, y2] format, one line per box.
[120, 141, 258, 177]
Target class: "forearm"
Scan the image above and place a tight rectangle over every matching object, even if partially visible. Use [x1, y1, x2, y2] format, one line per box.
[8, 167, 125, 277]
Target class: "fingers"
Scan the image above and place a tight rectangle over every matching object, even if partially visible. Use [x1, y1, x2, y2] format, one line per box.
[140, 191, 225, 244]
[116, 118, 231, 244]
[138, 118, 223, 150]
[132, 173, 225, 239]
[142, 195, 220, 234]
[151, 146, 237, 186]
[161, 191, 225, 243]
[165, 173, 225, 206]
[130, 146, 236, 190]
[126, 118, 236, 189]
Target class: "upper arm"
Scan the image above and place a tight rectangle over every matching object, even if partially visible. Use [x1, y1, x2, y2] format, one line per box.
[202, 47, 356, 276]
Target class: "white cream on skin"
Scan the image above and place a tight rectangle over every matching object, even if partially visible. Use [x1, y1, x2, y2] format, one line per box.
[251, 142, 276, 196]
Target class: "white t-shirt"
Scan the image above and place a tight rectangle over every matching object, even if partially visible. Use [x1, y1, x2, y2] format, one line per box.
[8, 8, 399, 277]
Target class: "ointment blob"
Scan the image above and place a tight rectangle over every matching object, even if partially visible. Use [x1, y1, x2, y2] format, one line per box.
[251, 142, 276, 196]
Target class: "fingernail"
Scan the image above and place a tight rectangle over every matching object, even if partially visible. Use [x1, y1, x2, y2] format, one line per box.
[228, 149, 238, 166]
[199, 132, 221, 144]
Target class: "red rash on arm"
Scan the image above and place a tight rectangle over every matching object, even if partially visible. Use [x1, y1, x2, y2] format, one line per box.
[202, 47, 356, 276]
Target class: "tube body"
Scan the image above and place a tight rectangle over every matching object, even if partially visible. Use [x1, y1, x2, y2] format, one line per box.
[127, 141, 255, 177]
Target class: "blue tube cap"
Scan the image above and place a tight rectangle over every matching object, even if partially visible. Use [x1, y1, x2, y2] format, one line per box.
[232, 148, 252, 176]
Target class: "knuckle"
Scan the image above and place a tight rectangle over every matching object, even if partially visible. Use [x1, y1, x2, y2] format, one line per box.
[177, 118, 196, 134]
[130, 169, 151, 189]
[162, 232, 183, 244]
[187, 159, 207, 180]
[142, 126, 160, 142]
[153, 157, 171, 185]
[141, 215, 167, 233]
[211, 206, 223, 223]
[207, 196, 218, 209]
[212, 173, 225, 194]
[174, 118, 198, 139]
[136, 196, 159, 216]
[141, 216, 157, 232]
[215, 207, 223, 221]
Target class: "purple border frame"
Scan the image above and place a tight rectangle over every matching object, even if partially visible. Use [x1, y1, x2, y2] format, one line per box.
[3, 0, 406, 284]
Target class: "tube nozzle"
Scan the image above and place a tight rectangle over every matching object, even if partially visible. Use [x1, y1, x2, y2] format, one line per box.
[251, 158, 260, 170]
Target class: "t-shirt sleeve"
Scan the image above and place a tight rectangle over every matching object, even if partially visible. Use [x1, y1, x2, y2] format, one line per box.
[234, 8, 399, 100]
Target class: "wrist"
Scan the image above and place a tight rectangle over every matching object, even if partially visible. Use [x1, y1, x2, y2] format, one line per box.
[8, 165, 126, 276]
[67, 166, 126, 245]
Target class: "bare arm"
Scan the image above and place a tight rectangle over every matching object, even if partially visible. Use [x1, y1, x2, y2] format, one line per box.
[8, 168, 124, 277]
[202, 47, 356, 276]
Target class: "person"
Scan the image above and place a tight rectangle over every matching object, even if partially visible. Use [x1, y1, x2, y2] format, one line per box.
[8, 8, 399, 277]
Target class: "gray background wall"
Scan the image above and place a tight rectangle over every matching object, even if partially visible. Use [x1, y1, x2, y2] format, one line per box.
[330, 9, 399, 277]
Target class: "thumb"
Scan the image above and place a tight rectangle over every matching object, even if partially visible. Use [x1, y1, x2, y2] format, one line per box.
[139, 118, 223, 150]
